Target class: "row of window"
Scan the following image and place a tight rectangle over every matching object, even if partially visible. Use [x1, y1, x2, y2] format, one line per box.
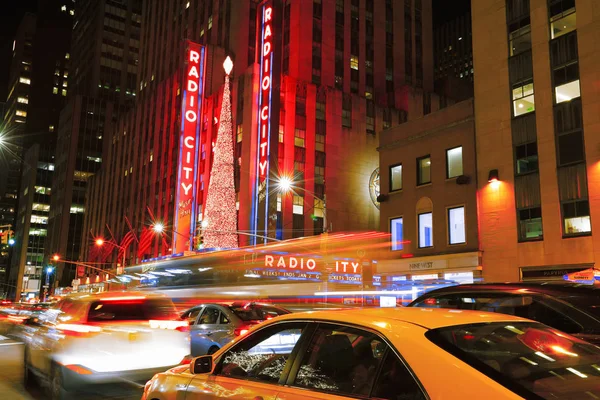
[390, 205, 466, 251]
[389, 146, 463, 191]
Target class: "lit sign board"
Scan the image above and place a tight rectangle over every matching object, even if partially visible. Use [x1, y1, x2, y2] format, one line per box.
[264, 255, 362, 274]
[173, 41, 206, 254]
[257, 4, 273, 182]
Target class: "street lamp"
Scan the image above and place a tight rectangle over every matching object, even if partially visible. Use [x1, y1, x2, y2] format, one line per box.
[152, 223, 164, 234]
[44, 266, 54, 301]
[95, 238, 126, 273]
[275, 175, 328, 233]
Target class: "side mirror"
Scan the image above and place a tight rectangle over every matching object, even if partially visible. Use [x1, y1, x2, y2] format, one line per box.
[190, 355, 213, 374]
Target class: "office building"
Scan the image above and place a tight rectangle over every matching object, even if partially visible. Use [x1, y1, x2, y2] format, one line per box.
[5, 1, 72, 300]
[46, 0, 142, 289]
[377, 99, 479, 285]
[80, 0, 435, 279]
[473, 0, 599, 281]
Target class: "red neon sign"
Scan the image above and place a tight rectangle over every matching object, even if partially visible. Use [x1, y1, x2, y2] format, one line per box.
[257, 5, 273, 182]
[174, 42, 206, 254]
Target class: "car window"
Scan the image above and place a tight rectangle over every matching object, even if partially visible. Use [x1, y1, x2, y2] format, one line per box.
[219, 312, 230, 324]
[216, 322, 306, 384]
[371, 351, 426, 400]
[291, 324, 386, 397]
[87, 298, 178, 322]
[198, 307, 220, 325]
[228, 304, 289, 321]
[183, 307, 202, 322]
[427, 322, 600, 399]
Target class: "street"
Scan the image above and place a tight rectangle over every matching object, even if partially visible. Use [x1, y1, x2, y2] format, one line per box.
[0, 336, 141, 400]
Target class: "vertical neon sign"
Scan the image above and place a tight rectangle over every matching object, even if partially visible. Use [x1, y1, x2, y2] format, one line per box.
[253, 2, 274, 244]
[173, 41, 206, 254]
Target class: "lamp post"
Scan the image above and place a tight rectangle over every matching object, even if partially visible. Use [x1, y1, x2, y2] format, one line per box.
[275, 176, 328, 233]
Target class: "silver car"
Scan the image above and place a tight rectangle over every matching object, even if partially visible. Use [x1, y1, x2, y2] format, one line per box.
[23, 291, 190, 400]
[182, 302, 290, 356]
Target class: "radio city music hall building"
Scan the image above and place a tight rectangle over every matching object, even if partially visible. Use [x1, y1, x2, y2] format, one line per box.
[79, 0, 436, 281]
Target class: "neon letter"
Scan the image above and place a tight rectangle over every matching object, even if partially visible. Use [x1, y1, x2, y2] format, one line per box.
[263, 41, 271, 57]
[189, 66, 199, 78]
[265, 255, 274, 267]
[262, 76, 270, 90]
[187, 80, 198, 92]
[277, 256, 286, 268]
[289, 257, 298, 269]
[184, 136, 195, 148]
[185, 110, 197, 122]
[261, 106, 269, 120]
[306, 259, 316, 270]
[189, 50, 200, 63]
[265, 7, 272, 22]
[264, 25, 272, 39]
[259, 160, 268, 175]
[181, 183, 193, 195]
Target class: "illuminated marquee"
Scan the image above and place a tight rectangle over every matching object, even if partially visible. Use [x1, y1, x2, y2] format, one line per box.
[257, 4, 273, 183]
[173, 42, 206, 254]
[264, 255, 362, 274]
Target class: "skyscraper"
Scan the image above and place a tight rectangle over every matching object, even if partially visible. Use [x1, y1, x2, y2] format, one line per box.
[81, 0, 435, 278]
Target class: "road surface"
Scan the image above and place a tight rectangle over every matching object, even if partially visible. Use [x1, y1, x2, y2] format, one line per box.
[0, 336, 141, 399]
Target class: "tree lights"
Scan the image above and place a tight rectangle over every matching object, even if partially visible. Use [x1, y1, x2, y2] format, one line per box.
[202, 57, 239, 249]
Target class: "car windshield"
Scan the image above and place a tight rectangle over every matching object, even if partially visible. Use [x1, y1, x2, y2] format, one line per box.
[228, 304, 289, 321]
[87, 298, 179, 322]
[427, 322, 600, 399]
[558, 294, 600, 320]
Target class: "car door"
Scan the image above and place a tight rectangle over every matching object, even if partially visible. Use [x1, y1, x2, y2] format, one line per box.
[185, 321, 309, 400]
[276, 322, 426, 400]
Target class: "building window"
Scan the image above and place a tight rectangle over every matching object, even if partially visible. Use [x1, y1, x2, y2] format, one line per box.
[390, 217, 403, 251]
[236, 125, 243, 143]
[563, 200, 591, 236]
[294, 129, 305, 147]
[293, 195, 304, 215]
[19, 77, 31, 85]
[418, 212, 433, 248]
[350, 55, 359, 70]
[446, 146, 463, 178]
[557, 131, 584, 165]
[509, 24, 531, 56]
[279, 124, 284, 143]
[550, 7, 576, 39]
[448, 206, 466, 245]
[62, 89, 67, 96]
[17, 97, 28, 104]
[512, 81, 535, 116]
[555, 79, 580, 103]
[515, 142, 538, 174]
[518, 206, 543, 240]
[315, 134, 325, 152]
[417, 155, 431, 185]
[390, 164, 402, 191]
[16, 110, 27, 117]
[49, 125, 55, 132]
[53, 87, 58, 94]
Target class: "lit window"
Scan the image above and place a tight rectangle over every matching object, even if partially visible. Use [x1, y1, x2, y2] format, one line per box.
[277, 193, 282, 212]
[69, 205, 85, 214]
[208, 16, 213, 29]
[515, 142, 538, 174]
[30, 215, 48, 224]
[313, 198, 325, 218]
[315, 134, 325, 152]
[446, 146, 463, 178]
[32, 203, 50, 212]
[418, 212, 433, 248]
[69, 9, 74, 16]
[417, 155, 431, 185]
[63, 81, 67, 87]
[49, 125, 55, 132]
[390, 217, 403, 251]
[53, 87, 58, 94]
[390, 164, 402, 191]
[236, 125, 243, 143]
[86, 156, 102, 163]
[550, 10, 576, 39]
[555, 80, 580, 103]
[149, 152, 153, 162]
[186, 1, 190, 8]
[518, 207, 543, 240]
[61, 5, 66, 11]
[294, 129, 305, 147]
[293, 195, 303, 215]
[19, 77, 31, 85]
[17, 97, 28, 104]
[65, 53, 70, 59]
[512, 82, 535, 116]
[563, 200, 591, 236]
[62, 89, 67, 96]
[15, 119, 25, 124]
[279, 125, 284, 143]
[509, 25, 531, 56]
[448, 206, 466, 245]
[16, 110, 27, 117]
[350, 55, 359, 70]
[29, 229, 47, 236]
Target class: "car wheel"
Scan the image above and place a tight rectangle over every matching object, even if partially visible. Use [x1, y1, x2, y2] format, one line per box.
[23, 348, 36, 388]
[207, 346, 219, 355]
[50, 365, 70, 400]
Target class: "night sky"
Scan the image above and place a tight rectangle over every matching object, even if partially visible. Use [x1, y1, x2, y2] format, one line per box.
[0, 0, 471, 103]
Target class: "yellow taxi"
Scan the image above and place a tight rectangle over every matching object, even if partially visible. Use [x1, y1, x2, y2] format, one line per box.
[142, 307, 600, 399]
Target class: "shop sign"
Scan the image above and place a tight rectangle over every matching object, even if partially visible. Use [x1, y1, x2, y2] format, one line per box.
[409, 259, 448, 271]
[521, 265, 592, 281]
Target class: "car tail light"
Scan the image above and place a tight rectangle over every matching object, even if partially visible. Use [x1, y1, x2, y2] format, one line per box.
[234, 326, 250, 337]
[56, 323, 103, 337]
[149, 319, 189, 331]
[64, 364, 93, 375]
[179, 355, 193, 365]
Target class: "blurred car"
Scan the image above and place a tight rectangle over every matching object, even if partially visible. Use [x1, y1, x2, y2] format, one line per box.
[0, 302, 51, 336]
[181, 302, 290, 356]
[143, 307, 600, 400]
[23, 291, 191, 400]
[409, 282, 600, 345]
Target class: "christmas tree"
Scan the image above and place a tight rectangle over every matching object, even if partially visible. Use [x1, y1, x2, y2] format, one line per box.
[203, 57, 239, 249]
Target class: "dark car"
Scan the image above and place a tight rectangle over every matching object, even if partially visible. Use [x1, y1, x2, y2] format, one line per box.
[181, 302, 290, 356]
[409, 282, 600, 345]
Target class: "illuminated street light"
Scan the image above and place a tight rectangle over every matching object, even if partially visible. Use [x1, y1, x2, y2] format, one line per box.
[95, 238, 104, 246]
[276, 176, 293, 193]
[52, 254, 60, 261]
[223, 56, 233, 76]
[8, 238, 15, 246]
[46, 266, 54, 274]
[153, 223, 165, 233]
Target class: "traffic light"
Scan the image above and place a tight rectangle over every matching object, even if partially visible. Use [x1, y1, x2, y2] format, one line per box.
[0, 232, 6, 245]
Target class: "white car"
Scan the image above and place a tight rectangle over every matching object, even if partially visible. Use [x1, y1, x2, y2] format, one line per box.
[22, 291, 190, 399]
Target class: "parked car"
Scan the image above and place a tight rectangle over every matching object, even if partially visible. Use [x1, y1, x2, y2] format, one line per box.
[23, 291, 191, 400]
[409, 282, 600, 345]
[143, 307, 600, 400]
[181, 302, 290, 356]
